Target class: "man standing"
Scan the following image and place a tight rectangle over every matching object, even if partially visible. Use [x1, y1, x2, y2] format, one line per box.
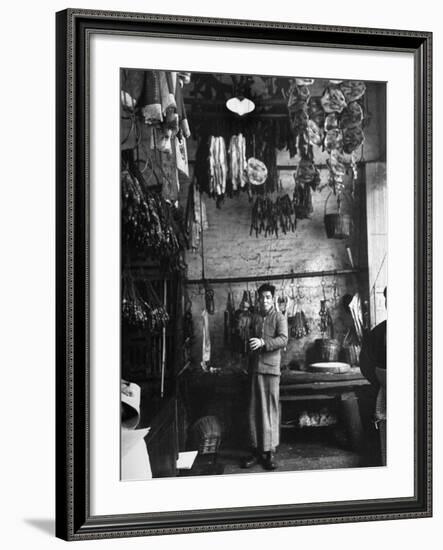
[241, 283, 288, 471]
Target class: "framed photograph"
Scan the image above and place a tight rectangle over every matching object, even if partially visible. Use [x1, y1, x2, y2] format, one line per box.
[56, 9, 432, 541]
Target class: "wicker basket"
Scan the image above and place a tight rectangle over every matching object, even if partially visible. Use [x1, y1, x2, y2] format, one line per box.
[189, 415, 222, 456]
[341, 344, 361, 366]
[324, 192, 352, 239]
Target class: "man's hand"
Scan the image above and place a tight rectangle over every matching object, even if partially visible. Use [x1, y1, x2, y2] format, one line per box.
[249, 338, 264, 351]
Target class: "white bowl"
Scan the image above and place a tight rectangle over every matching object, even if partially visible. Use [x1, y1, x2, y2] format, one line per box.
[308, 362, 351, 374]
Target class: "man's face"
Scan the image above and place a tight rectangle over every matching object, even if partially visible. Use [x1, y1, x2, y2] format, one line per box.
[259, 291, 274, 313]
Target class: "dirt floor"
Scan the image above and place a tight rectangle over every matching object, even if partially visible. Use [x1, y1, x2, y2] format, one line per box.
[179, 426, 383, 477]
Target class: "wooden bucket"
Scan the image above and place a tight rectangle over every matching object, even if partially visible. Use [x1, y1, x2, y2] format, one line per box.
[315, 338, 341, 362]
[324, 192, 352, 239]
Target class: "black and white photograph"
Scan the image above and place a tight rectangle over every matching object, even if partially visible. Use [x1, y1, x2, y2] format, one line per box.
[120, 69, 388, 481]
[51, 6, 432, 542]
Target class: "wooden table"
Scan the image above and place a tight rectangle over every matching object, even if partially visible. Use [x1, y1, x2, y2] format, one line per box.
[279, 368, 370, 451]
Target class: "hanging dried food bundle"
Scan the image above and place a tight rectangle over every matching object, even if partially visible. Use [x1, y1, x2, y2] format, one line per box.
[250, 196, 273, 237]
[288, 285, 310, 339]
[250, 195, 265, 237]
[275, 194, 296, 234]
[121, 169, 183, 260]
[250, 191, 297, 238]
[293, 311, 310, 339]
[122, 275, 169, 332]
[318, 299, 334, 338]
[232, 290, 253, 355]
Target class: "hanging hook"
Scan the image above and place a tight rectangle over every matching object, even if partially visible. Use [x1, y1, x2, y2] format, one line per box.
[332, 277, 338, 305]
[321, 276, 327, 301]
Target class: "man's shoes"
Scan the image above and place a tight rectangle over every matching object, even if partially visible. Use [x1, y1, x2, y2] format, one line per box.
[263, 451, 278, 471]
[241, 450, 261, 468]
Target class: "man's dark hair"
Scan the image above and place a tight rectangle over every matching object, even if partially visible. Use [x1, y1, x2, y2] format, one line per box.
[257, 283, 276, 297]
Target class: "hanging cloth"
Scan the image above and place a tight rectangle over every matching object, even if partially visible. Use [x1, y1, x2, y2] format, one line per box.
[159, 71, 177, 117]
[349, 292, 364, 343]
[185, 181, 208, 252]
[175, 83, 191, 139]
[141, 70, 163, 125]
[175, 135, 189, 181]
[201, 309, 211, 369]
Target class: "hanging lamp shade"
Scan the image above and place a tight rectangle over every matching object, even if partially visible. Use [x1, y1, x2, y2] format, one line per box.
[226, 96, 255, 116]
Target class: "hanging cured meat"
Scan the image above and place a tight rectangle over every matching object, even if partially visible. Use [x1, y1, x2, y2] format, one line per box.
[324, 113, 339, 131]
[321, 86, 347, 114]
[194, 135, 228, 207]
[340, 80, 366, 103]
[304, 119, 322, 147]
[340, 101, 363, 129]
[228, 133, 247, 191]
[209, 136, 228, 203]
[327, 150, 347, 181]
[324, 129, 344, 153]
[343, 126, 365, 154]
[308, 97, 325, 133]
[286, 80, 313, 158]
